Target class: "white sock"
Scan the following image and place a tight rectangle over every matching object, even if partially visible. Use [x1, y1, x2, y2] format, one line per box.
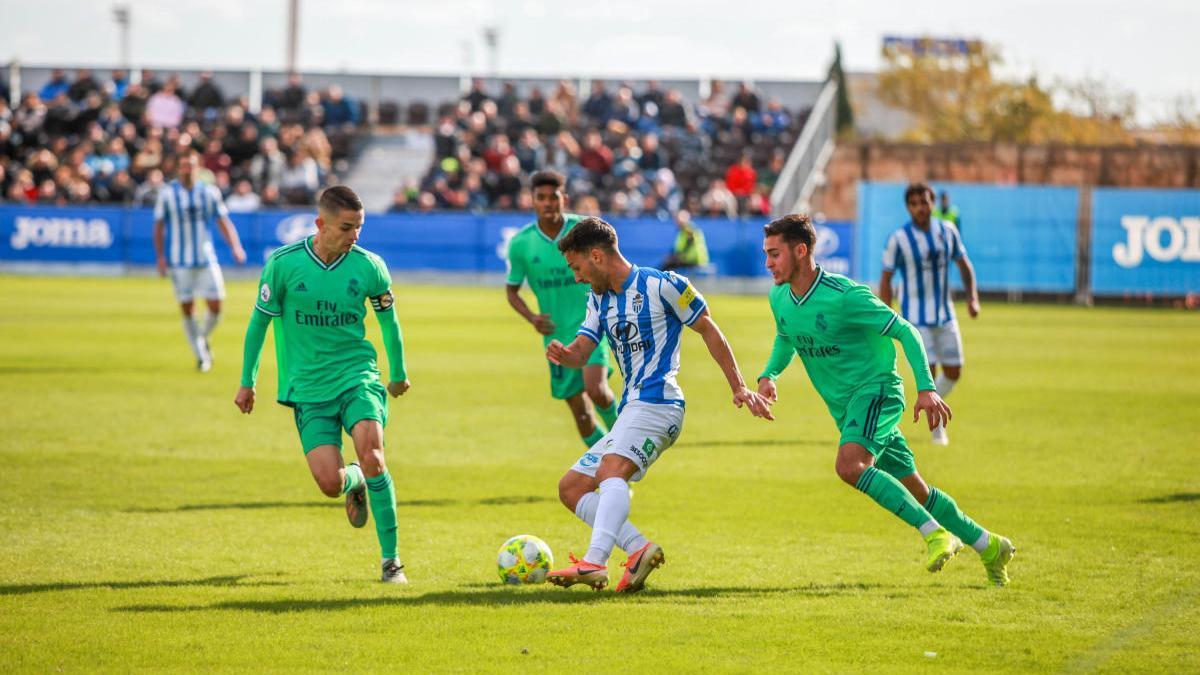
[972, 530, 991, 553]
[573, 491, 647, 553]
[181, 317, 205, 360]
[918, 520, 941, 537]
[935, 373, 958, 399]
[202, 311, 221, 338]
[584, 478, 630, 565]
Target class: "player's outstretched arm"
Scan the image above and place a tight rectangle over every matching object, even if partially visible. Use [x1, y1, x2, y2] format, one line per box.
[956, 256, 980, 318]
[372, 296, 410, 398]
[546, 335, 596, 369]
[878, 269, 894, 307]
[689, 313, 774, 420]
[505, 284, 555, 335]
[756, 333, 794, 403]
[236, 310, 271, 414]
[217, 216, 247, 264]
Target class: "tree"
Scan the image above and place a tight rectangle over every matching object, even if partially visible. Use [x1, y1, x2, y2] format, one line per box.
[827, 42, 855, 138]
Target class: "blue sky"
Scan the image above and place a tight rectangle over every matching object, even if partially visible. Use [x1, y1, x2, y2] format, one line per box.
[1, 0, 1195, 121]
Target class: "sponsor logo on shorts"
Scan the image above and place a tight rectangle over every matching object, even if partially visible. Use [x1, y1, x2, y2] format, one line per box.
[667, 424, 679, 439]
[579, 452, 600, 467]
[642, 438, 658, 458]
[629, 445, 649, 466]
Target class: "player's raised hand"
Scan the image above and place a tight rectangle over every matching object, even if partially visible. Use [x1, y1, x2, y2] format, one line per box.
[913, 389, 952, 430]
[388, 380, 410, 397]
[545, 339, 568, 365]
[757, 377, 778, 403]
[734, 387, 775, 421]
[532, 313, 556, 335]
[232, 245, 247, 265]
[234, 386, 256, 414]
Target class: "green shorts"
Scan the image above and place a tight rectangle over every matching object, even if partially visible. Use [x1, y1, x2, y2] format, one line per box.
[292, 380, 388, 454]
[838, 386, 917, 478]
[549, 339, 611, 400]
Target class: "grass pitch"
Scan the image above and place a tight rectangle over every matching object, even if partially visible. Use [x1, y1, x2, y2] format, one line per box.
[1, 274, 1198, 672]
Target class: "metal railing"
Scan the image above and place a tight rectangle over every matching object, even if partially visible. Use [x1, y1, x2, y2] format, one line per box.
[769, 78, 839, 217]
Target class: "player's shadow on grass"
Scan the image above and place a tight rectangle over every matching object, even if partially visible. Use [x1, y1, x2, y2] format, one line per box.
[1138, 492, 1200, 504]
[114, 582, 890, 613]
[0, 574, 288, 597]
[123, 495, 552, 514]
[676, 439, 825, 449]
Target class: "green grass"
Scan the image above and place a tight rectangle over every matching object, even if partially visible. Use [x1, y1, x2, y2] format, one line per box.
[1, 274, 1198, 672]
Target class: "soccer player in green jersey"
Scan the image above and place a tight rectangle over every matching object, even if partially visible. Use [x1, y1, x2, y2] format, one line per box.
[756, 214, 1015, 586]
[505, 170, 617, 448]
[234, 186, 412, 584]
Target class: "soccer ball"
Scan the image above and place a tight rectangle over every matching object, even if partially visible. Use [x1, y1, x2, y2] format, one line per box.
[497, 534, 554, 584]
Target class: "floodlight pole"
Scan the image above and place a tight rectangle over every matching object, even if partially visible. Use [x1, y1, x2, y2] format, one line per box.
[286, 0, 299, 73]
[113, 5, 131, 69]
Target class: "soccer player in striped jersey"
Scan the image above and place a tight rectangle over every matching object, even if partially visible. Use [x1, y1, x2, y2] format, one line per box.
[504, 170, 617, 448]
[543, 217, 773, 593]
[154, 149, 246, 372]
[234, 186, 412, 583]
[879, 183, 979, 445]
[758, 214, 1014, 586]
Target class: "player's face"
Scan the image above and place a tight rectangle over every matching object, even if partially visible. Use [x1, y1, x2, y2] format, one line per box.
[563, 249, 605, 292]
[763, 234, 807, 285]
[317, 207, 365, 252]
[532, 185, 565, 222]
[906, 192, 934, 225]
[178, 155, 196, 180]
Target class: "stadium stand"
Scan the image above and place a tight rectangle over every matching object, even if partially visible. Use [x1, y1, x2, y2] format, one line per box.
[402, 79, 808, 218]
[0, 69, 365, 208]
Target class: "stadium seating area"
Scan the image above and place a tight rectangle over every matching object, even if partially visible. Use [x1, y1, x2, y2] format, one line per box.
[0, 69, 363, 211]
[396, 79, 808, 218]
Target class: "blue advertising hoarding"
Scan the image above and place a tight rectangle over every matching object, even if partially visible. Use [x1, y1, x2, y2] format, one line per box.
[0, 205, 855, 280]
[1090, 188, 1200, 296]
[857, 182, 1079, 292]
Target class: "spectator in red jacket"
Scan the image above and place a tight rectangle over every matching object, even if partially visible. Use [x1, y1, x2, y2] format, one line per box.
[579, 129, 613, 179]
[724, 151, 757, 198]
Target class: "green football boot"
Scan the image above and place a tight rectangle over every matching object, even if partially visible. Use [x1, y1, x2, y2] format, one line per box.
[923, 527, 963, 573]
[980, 534, 1016, 587]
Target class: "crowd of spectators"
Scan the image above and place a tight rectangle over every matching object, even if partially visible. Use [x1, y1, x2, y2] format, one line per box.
[394, 78, 805, 218]
[0, 69, 364, 210]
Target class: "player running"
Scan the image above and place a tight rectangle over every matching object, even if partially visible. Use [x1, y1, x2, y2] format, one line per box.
[505, 170, 618, 447]
[234, 186, 412, 584]
[544, 217, 773, 593]
[757, 214, 1014, 586]
[153, 148, 246, 372]
[879, 183, 979, 445]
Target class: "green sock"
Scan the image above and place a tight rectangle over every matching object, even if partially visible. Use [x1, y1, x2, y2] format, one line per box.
[582, 427, 605, 448]
[596, 402, 618, 430]
[924, 487, 985, 546]
[342, 463, 365, 495]
[365, 471, 398, 559]
[854, 466, 935, 529]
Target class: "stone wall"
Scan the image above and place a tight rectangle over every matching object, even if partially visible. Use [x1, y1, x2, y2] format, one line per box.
[814, 142, 1200, 221]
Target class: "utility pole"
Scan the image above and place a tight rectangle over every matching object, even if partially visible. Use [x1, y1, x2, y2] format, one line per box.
[286, 0, 299, 73]
[112, 5, 131, 69]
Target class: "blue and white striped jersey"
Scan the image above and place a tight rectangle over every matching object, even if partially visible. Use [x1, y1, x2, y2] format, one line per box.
[154, 179, 229, 268]
[882, 219, 966, 328]
[577, 266, 707, 412]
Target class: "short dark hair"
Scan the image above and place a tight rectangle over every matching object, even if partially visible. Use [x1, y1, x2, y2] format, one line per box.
[763, 213, 816, 250]
[530, 170, 565, 191]
[557, 216, 617, 254]
[318, 185, 363, 213]
[904, 182, 935, 204]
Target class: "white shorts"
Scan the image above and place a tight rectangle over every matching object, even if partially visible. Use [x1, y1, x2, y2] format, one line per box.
[917, 320, 964, 367]
[169, 264, 225, 303]
[570, 401, 684, 482]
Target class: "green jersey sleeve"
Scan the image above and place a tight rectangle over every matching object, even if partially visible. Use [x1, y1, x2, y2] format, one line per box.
[255, 255, 284, 316]
[505, 235, 526, 286]
[842, 285, 935, 392]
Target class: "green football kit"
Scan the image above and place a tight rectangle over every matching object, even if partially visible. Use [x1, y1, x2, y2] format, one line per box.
[239, 236, 406, 561]
[759, 267, 994, 563]
[506, 215, 616, 439]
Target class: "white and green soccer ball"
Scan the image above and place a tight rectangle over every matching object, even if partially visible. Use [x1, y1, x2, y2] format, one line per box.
[496, 534, 554, 584]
